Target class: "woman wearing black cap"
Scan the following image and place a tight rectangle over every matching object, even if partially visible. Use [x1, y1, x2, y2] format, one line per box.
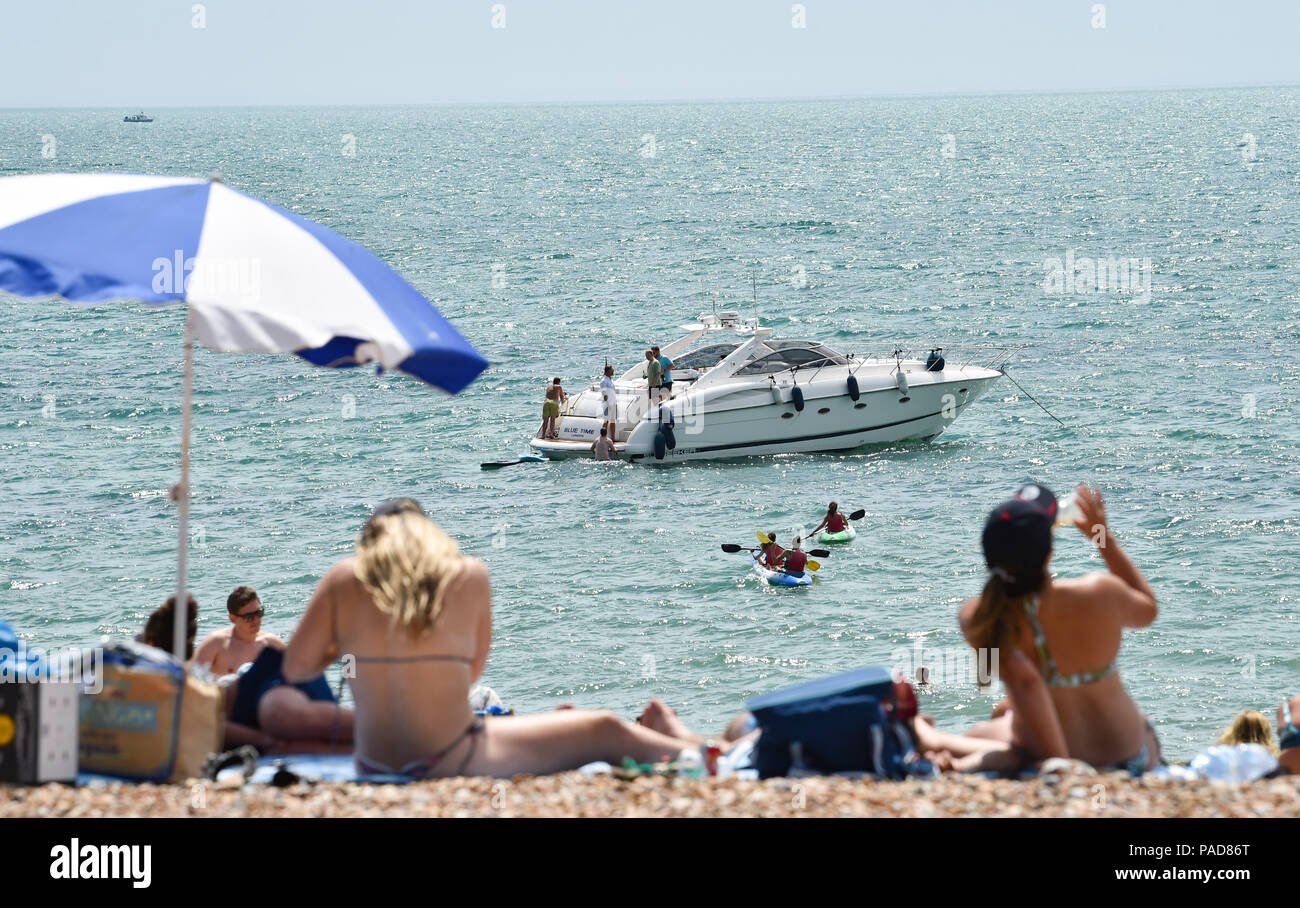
[950, 482, 1161, 774]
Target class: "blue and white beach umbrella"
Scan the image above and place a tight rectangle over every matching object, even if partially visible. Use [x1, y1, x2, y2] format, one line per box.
[0, 173, 489, 657]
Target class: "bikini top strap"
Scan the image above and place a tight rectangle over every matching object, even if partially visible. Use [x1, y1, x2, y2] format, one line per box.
[352, 654, 473, 665]
[1022, 594, 1060, 684]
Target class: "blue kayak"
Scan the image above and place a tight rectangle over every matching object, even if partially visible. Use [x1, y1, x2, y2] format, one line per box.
[752, 553, 812, 587]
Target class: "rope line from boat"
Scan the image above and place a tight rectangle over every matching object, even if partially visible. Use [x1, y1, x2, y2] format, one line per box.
[1000, 366, 1068, 429]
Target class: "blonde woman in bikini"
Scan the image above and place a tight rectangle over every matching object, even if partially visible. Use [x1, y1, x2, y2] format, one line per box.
[284, 499, 696, 778]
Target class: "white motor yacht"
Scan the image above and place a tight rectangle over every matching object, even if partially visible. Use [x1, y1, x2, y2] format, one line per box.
[530, 311, 1016, 463]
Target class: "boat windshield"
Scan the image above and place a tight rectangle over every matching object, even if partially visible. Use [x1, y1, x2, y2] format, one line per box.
[671, 343, 739, 371]
[735, 342, 846, 374]
[765, 340, 848, 364]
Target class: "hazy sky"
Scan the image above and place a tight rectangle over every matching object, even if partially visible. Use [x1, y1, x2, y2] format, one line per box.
[4, 0, 1299, 107]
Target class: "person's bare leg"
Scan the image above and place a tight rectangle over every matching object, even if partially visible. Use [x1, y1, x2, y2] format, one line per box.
[963, 713, 1014, 742]
[723, 712, 756, 742]
[639, 701, 759, 747]
[259, 687, 355, 743]
[911, 717, 1008, 758]
[948, 744, 1024, 774]
[638, 698, 696, 740]
[464, 709, 695, 777]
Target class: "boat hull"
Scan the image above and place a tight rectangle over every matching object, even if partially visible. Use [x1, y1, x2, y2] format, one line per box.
[529, 369, 999, 463]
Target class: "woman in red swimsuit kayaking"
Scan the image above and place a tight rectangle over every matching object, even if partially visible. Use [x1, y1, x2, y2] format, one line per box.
[811, 502, 846, 537]
[756, 531, 784, 568]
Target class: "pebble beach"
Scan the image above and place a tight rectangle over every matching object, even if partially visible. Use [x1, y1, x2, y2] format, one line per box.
[6, 771, 1300, 819]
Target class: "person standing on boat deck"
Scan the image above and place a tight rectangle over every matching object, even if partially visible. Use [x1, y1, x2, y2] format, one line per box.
[653, 346, 674, 398]
[591, 427, 617, 461]
[599, 364, 618, 441]
[811, 501, 847, 537]
[644, 349, 662, 419]
[539, 377, 566, 440]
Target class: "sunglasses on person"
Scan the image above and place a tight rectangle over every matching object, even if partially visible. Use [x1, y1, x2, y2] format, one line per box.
[235, 608, 265, 622]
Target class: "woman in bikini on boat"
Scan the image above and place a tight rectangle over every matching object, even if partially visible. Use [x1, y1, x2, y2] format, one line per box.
[283, 498, 697, 778]
[913, 482, 1162, 774]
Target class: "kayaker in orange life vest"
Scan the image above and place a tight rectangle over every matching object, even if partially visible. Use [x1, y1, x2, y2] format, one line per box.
[811, 501, 847, 536]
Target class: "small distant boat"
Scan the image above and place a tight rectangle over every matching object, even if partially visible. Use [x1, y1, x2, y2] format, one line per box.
[123, 112, 154, 123]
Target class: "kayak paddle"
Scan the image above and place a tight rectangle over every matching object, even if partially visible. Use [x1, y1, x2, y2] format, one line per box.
[721, 544, 829, 558]
[480, 455, 548, 470]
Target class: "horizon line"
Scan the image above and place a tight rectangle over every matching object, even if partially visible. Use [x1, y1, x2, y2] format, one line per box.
[5, 80, 1298, 111]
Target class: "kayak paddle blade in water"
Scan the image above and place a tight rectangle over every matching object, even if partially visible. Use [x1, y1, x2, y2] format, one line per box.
[481, 455, 548, 470]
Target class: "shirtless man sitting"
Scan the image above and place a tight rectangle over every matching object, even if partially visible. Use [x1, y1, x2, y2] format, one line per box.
[194, 586, 284, 676]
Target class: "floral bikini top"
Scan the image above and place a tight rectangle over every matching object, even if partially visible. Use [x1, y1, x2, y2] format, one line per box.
[1023, 595, 1118, 688]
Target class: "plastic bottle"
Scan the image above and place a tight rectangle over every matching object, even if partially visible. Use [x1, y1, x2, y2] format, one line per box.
[675, 746, 704, 778]
[1054, 490, 1083, 529]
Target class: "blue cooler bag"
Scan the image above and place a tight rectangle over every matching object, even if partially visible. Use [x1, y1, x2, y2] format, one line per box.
[747, 666, 911, 779]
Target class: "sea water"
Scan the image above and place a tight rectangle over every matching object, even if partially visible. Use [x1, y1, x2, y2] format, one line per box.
[1, 90, 1298, 759]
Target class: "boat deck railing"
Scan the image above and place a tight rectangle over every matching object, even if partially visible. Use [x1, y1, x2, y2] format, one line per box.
[840, 344, 1024, 375]
[751, 344, 1022, 382]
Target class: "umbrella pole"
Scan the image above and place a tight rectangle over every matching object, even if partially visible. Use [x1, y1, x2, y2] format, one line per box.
[173, 307, 194, 661]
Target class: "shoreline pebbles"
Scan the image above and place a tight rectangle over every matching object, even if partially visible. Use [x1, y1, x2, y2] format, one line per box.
[5, 770, 1299, 818]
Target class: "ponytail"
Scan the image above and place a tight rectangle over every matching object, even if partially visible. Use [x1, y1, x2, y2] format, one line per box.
[966, 560, 1046, 655]
[966, 574, 1023, 655]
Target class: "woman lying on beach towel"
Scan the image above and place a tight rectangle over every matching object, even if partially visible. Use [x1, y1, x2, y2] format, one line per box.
[916, 483, 1162, 774]
[282, 498, 698, 778]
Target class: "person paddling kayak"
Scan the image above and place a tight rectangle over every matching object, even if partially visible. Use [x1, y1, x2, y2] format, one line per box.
[755, 532, 784, 568]
[811, 502, 847, 537]
[780, 537, 808, 577]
